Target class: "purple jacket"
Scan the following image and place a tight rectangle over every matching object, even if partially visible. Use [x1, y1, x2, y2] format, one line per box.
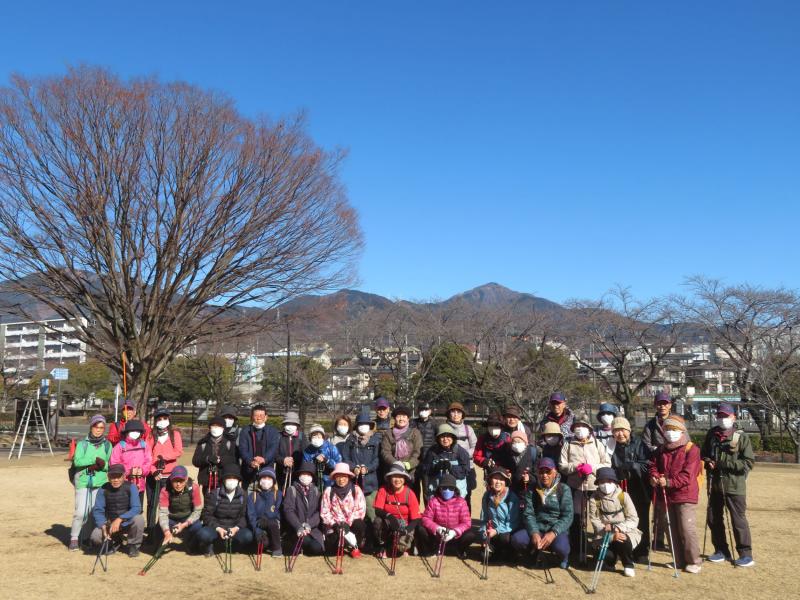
[421, 494, 472, 536]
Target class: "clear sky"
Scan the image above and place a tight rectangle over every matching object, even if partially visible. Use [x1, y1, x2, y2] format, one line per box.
[1, 1, 798, 304]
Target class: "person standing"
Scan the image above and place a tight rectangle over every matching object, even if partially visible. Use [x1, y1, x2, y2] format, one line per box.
[446, 402, 477, 508]
[374, 397, 392, 434]
[302, 424, 342, 488]
[192, 417, 239, 495]
[146, 408, 183, 528]
[538, 392, 575, 439]
[276, 411, 304, 490]
[341, 410, 381, 524]
[380, 405, 423, 481]
[238, 404, 280, 488]
[331, 415, 353, 452]
[594, 402, 619, 454]
[108, 402, 151, 445]
[538, 421, 565, 464]
[701, 403, 755, 567]
[411, 401, 438, 502]
[642, 391, 672, 452]
[502, 405, 534, 443]
[110, 419, 152, 505]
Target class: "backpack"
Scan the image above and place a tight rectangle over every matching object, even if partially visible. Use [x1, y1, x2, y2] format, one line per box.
[684, 441, 705, 491]
[68, 440, 112, 485]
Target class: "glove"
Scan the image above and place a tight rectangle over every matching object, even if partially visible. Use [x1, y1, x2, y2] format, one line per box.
[386, 514, 402, 532]
[337, 522, 351, 534]
[403, 462, 412, 471]
[486, 459, 495, 468]
[444, 529, 457, 542]
[296, 527, 307, 537]
[436, 526, 447, 537]
[576, 463, 593, 477]
[435, 460, 451, 473]
[95, 457, 106, 469]
[343, 531, 357, 547]
[301, 522, 311, 532]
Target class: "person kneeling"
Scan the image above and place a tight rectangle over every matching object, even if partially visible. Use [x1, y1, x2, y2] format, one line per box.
[417, 473, 476, 558]
[157, 466, 203, 550]
[588, 467, 641, 577]
[90, 463, 145, 557]
[196, 467, 254, 557]
[321, 463, 367, 558]
[373, 463, 421, 558]
[523, 457, 573, 569]
[247, 467, 283, 557]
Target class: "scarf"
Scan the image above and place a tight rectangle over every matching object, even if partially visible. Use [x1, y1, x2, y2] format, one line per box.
[88, 433, 106, 445]
[663, 431, 688, 451]
[714, 427, 733, 442]
[393, 426, 411, 459]
[333, 481, 354, 500]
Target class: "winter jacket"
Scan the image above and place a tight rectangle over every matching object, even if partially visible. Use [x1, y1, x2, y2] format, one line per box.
[538, 409, 574, 440]
[330, 432, 351, 452]
[238, 424, 280, 482]
[158, 479, 202, 530]
[411, 417, 439, 454]
[423, 444, 471, 497]
[523, 480, 573, 536]
[320, 484, 366, 528]
[503, 422, 534, 445]
[559, 437, 611, 491]
[480, 489, 522, 534]
[701, 427, 754, 496]
[282, 482, 324, 545]
[72, 437, 113, 489]
[375, 417, 391, 433]
[93, 481, 141, 527]
[191, 434, 238, 487]
[246, 487, 283, 536]
[473, 432, 513, 470]
[108, 419, 151, 446]
[509, 446, 536, 498]
[446, 421, 477, 466]
[201, 486, 248, 530]
[588, 485, 642, 548]
[540, 441, 563, 464]
[276, 431, 305, 484]
[594, 426, 616, 454]
[611, 435, 652, 501]
[340, 433, 381, 494]
[110, 438, 152, 492]
[374, 485, 421, 524]
[421, 494, 472, 536]
[642, 415, 669, 452]
[146, 429, 183, 477]
[648, 435, 701, 504]
[302, 441, 341, 487]
[380, 427, 423, 473]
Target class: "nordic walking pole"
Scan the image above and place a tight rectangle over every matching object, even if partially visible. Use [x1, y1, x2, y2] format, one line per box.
[432, 535, 447, 578]
[331, 526, 345, 575]
[286, 533, 305, 573]
[480, 520, 492, 580]
[579, 478, 588, 565]
[588, 531, 613, 593]
[661, 487, 679, 578]
[719, 474, 737, 566]
[282, 467, 292, 496]
[647, 486, 658, 571]
[224, 533, 233, 574]
[255, 540, 263, 571]
[317, 461, 325, 495]
[138, 542, 169, 575]
[388, 530, 399, 576]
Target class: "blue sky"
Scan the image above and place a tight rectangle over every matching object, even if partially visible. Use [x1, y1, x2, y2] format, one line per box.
[1, 1, 798, 304]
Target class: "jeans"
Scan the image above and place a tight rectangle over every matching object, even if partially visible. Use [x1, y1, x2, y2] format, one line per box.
[153, 518, 203, 549]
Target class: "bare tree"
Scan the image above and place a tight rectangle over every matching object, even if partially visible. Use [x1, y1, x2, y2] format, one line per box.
[0, 67, 362, 410]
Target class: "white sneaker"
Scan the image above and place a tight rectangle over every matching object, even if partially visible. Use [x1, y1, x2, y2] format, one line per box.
[685, 564, 702, 574]
[624, 567, 635, 577]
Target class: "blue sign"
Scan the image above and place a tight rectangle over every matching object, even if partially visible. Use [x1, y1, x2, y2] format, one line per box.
[50, 368, 69, 380]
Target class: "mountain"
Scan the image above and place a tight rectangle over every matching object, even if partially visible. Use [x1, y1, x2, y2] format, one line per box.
[438, 282, 564, 313]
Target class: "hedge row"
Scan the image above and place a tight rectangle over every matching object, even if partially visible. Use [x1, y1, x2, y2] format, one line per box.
[688, 431, 797, 453]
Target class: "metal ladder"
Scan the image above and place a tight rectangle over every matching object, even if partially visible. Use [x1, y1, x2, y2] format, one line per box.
[8, 398, 54, 459]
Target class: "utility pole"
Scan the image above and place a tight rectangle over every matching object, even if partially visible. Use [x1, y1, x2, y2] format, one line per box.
[285, 319, 291, 412]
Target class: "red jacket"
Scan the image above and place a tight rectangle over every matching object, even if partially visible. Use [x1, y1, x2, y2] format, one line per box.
[473, 432, 513, 470]
[648, 439, 701, 504]
[147, 429, 184, 476]
[421, 494, 472, 536]
[374, 485, 421, 523]
[108, 419, 151, 446]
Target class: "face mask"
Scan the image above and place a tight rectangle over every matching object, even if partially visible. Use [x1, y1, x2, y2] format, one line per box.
[224, 418, 235, 428]
[511, 442, 526, 454]
[545, 436, 560, 446]
[259, 478, 274, 490]
[440, 489, 455, 500]
[311, 437, 324, 448]
[298, 474, 313, 486]
[253, 422, 265, 429]
[210, 427, 224, 438]
[419, 410, 431, 419]
[284, 425, 297, 435]
[573, 427, 590, 440]
[600, 415, 614, 426]
[336, 425, 349, 436]
[156, 419, 169, 429]
[599, 483, 616, 495]
[356, 424, 370, 434]
[127, 431, 141, 440]
[664, 430, 682, 443]
[716, 417, 733, 430]
[488, 427, 501, 438]
[224, 479, 238, 492]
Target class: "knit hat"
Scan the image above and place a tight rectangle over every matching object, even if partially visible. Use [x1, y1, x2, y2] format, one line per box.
[257, 466, 277, 480]
[330, 462, 355, 479]
[392, 405, 411, 417]
[296, 461, 316, 476]
[503, 405, 522, 418]
[541, 422, 563, 436]
[169, 465, 189, 480]
[209, 416, 226, 427]
[611, 416, 631, 432]
[663, 415, 686, 431]
[374, 397, 391, 409]
[487, 467, 512, 482]
[716, 403, 735, 417]
[283, 411, 301, 426]
[384, 462, 412, 482]
[537, 457, 557, 471]
[222, 465, 242, 481]
[308, 423, 325, 437]
[447, 401, 465, 412]
[571, 411, 592, 430]
[549, 392, 566, 404]
[123, 419, 144, 433]
[437, 473, 458, 491]
[89, 414, 106, 427]
[597, 403, 618, 417]
[595, 467, 618, 483]
[219, 405, 238, 418]
[511, 431, 528, 444]
[486, 414, 504, 428]
[108, 463, 125, 477]
[436, 423, 457, 439]
[154, 407, 170, 418]
[654, 391, 671, 405]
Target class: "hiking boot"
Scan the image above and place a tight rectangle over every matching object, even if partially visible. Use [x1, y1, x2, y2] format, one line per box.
[685, 564, 702, 574]
[350, 548, 362, 559]
[734, 556, 755, 568]
[68, 539, 80, 552]
[559, 559, 569, 569]
[623, 567, 635, 577]
[708, 551, 730, 563]
[128, 545, 140, 558]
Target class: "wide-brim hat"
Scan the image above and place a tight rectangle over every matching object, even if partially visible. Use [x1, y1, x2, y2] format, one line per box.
[486, 414, 504, 428]
[219, 405, 238, 418]
[283, 411, 301, 425]
[487, 467, 512, 482]
[597, 403, 618, 417]
[436, 423, 457, 439]
[330, 462, 355, 479]
[611, 416, 631, 432]
[447, 402, 464, 412]
[154, 407, 170, 418]
[541, 421, 563, 436]
[355, 411, 375, 427]
[503, 405, 522, 418]
[384, 462, 412, 482]
[571, 412, 592, 430]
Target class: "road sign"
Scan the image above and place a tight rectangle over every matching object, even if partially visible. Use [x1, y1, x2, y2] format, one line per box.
[50, 368, 69, 380]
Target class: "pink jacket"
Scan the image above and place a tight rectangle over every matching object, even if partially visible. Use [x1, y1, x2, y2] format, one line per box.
[110, 438, 152, 492]
[320, 485, 366, 528]
[422, 494, 471, 536]
[147, 430, 184, 476]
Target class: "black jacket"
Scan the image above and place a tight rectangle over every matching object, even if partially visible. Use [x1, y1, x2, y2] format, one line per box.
[340, 433, 381, 494]
[411, 417, 439, 454]
[192, 434, 238, 487]
[611, 434, 652, 500]
[201, 486, 247, 529]
[282, 481, 324, 545]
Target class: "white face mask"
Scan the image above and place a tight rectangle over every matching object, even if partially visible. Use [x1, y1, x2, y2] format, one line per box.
[716, 417, 733, 430]
[488, 427, 501, 438]
[298, 474, 313, 486]
[224, 479, 238, 492]
[599, 482, 616, 495]
[310, 437, 324, 448]
[284, 425, 297, 435]
[336, 425, 349, 436]
[210, 427, 224, 438]
[156, 419, 169, 429]
[664, 430, 682, 443]
[259, 478, 274, 490]
[224, 418, 235, 428]
[511, 442, 526, 454]
[127, 431, 141, 440]
[253, 422, 265, 429]
[544, 435, 561, 446]
[419, 410, 431, 419]
[573, 427, 590, 440]
[600, 415, 614, 426]
[356, 424, 370, 434]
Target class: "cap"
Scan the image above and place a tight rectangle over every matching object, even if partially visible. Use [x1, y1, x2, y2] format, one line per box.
[355, 410, 374, 426]
[537, 457, 557, 471]
[169, 465, 188, 480]
[595, 467, 618, 483]
[374, 397, 391, 409]
[597, 403, 618, 417]
[611, 416, 631, 432]
[154, 407, 170, 418]
[437, 473, 458, 491]
[654, 391, 671, 405]
[549, 392, 566, 404]
[121, 401, 136, 410]
[716, 403, 735, 417]
[108, 463, 125, 477]
[123, 419, 144, 433]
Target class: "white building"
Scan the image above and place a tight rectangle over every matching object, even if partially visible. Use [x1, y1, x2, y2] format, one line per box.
[0, 317, 88, 383]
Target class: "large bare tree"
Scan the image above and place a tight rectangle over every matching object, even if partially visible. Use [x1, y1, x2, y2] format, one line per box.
[0, 67, 362, 410]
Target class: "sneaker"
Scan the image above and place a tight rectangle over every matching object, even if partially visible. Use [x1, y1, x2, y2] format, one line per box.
[350, 548, 362, 559]
[685, 564, 702, 574]
[271, 549, 283, 558]
[734, 556, 755, 568]
[402, 551, 409, 558]
[708, 551, 730, 563]
[375, 550, 387, 559]
[623, 567, 635, 577]
[68, 539, 80, 552]
[128, 545, 140, 558]
[559, 559, 569, 569]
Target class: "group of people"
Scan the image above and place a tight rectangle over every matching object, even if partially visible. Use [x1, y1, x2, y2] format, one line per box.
[68, 392, 755, 578]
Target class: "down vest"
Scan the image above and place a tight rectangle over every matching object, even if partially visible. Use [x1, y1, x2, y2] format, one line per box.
[201, 486, 247, 530]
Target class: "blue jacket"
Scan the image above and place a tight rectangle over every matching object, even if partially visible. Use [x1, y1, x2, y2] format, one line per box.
[340, 433, 381, 494]
[480, 489, 522, 534]
[246, 487, 283, 535]
[302, 441, 341, 487]
[93, 482, 141, 527]
[238, 424, 280, 482]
